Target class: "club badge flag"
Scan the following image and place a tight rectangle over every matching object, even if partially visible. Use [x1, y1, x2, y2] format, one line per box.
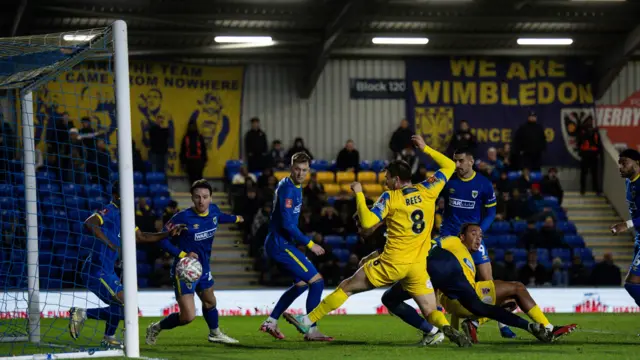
[405, 57, 595, 165]
[596, 90, 640, 152]
[31, 62, 244, 178]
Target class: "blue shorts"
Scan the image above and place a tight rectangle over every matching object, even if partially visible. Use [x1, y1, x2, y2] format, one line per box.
[434, 236, 490, 266]
[265, 234, 318, 283]
[82, 269, 123, 306]
[172, 268, 214, 298]
[630, 243, 640, 276]
[427, 247, 476, 300]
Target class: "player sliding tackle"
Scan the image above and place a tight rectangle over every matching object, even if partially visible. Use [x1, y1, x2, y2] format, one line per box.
[284, 136, 472, 347]
[69, 181, 187, 348]
[382, 223, 576, 343]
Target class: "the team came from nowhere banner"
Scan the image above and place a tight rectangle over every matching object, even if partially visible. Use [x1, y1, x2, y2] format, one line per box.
[33, 62, 243, 178]
[406, 58, 595, 165]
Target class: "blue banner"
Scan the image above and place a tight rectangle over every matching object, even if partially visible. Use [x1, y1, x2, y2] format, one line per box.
[405, 58, 595, 165]
[350, 78, 406, 99]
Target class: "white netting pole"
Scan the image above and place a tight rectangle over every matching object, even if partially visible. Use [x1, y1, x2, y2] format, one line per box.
[21, 91, 41, 344]
[113, 20, 139, 358]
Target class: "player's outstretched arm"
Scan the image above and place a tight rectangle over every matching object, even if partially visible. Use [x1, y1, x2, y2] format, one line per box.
[480, 205, 497, 233]
[136, 224, 187, 243]
[277, 186, 318, 252]
[611, 216, 640, 234]
[213, 205, 244, 224]
[412, 135, 455, 180]
[84, 214, 118, 252]
[352, 182, 386, 230]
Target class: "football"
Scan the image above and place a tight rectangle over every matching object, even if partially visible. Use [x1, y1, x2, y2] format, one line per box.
[176, 257, 203, 283]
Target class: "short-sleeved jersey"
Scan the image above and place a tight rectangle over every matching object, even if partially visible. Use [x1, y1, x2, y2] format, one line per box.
[86, 202, 123, 273]
[439, 172, 496, 237]
[626, 175, 640, 245]
[267, 177, 309, 247]
[437, 236, 476, 285]
[371, 171, 448, 264]
[164, 204, 237, 273]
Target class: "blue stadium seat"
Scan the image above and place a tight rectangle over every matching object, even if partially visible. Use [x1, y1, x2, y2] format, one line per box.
[138, 277, 150, 288]
[137, 250, 148, 263]
[36, 171, 57, 183]
[53, 234, 70, 251]
[227, 171, 239, 182]
[310, 160, 330, 171]
[488, 221, 510, 235]
[62, 183, 82, 196]
[345, 235, 359, 247]
[0, 197, 14, 210]
[88, 196, 107, 211]
[326, 196, 336, 206]
[86, 184, 103, 198]
[146, 172, 166, 184]
[39, 237, 54, 251]
[137, 264, 153, 276]
[371, 160, 387, 173]
[8, 160, 22, 173]
[556, 212, 568, 221]
[583, 260, 595, 268]
[511, 248, 528, 262]
[40, 196, 63, 210]
[332, 248, 350, 262]
[564, 235, 585, 248]
[110, 172, 119, 182]
[551, 248, 571, 262]
[14, 184, 25, 197]
[574, 248, 594, 262]
[493, 248, 505, 262]
[39, 183, 60, 197]
[0, 209, 14, 222]
[68, 209, 91, 222]
[65, 196, 86, 209]
[11, 173, 24, 185]
[558, 221, 577, 235]
[543, 196, 559, 207]
[133, 172, 144, 184]
[134, 184, 149, 197]
[507, 171, 521, 181]
[359, 161, 371, 171]
[110, 161, 119, 172]
[149, 184, 170, 197]
[0, 184, 11, 197]
[498, 235, 517, 248]
[483, 236, 498, 248]
[153, 196, 171, 211]
[70, 221, 84, 235]
[328, 160, 337, 172]
[536, 248, 550, 262]
[225, 160, 243, 179]
[324, 235, 345, 248]
[530, 171, 542, 183]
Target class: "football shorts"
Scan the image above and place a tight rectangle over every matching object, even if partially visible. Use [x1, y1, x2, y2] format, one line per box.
[439, 280, 496, 318]
[363, 257, 433, 296]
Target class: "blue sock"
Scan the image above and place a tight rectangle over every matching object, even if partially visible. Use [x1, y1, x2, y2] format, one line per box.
[159, 312, 181, 330]
[390, 301, 435, 334]
[104, 304, 124, 337]
[307, 280, 324, 327]
[624, 283, 640, 306]
[86, 307, 111, 322]
[270, 284, 308, 320]
[202, 306, 219, 331]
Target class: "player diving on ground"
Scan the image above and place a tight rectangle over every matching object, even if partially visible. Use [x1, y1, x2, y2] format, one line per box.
[284, 135, 472, 347]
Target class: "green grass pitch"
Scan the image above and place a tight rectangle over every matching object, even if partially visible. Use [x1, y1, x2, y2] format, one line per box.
[1, 314, 639, 359]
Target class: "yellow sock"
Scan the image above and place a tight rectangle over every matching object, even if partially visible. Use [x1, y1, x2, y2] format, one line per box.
[308, 288, 349, 323]
[450, 314, 460, 330]
[427, 311, 450, 329]
[526, 305, 551, 327]
[477, 317, 491, 326]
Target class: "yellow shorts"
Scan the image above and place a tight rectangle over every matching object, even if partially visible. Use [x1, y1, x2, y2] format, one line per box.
[363, 257, 433, 296]
[439, 280, 496, 318]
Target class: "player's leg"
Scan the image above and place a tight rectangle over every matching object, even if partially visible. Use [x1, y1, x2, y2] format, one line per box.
[146, 275, 198, 345]
[261, 280, 307, 339]
[623, 244, 640, 307]
[381, 282, 441, 345]
[474, 250, 516, 339]
[198, 281, 239, 344]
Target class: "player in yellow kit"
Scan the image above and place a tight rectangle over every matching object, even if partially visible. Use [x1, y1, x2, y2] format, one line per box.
[284, 135, 472, 347]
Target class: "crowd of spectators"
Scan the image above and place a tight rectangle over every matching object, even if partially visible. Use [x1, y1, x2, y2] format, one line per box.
[231, 116, 620, 287]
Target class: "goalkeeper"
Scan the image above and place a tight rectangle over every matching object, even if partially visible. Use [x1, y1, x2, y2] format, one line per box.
[69, 181, 186, 347]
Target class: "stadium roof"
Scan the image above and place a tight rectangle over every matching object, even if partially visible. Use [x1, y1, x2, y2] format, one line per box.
[2, 0, 640, 98]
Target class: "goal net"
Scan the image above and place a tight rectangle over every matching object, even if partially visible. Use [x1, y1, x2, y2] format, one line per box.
[0, 21, 139, 359]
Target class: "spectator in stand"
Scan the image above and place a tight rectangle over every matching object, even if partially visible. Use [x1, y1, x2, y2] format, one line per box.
[500, 250, 519, 282]
[269, 140, 286, 169]
[397, 145, 419, 175]
[538, 216, 564, 251]
[132, 140, 146, 174]
[336, 139, 360, 172]
[68, 128, 87, 184]
[180, 121, 208, 185]
[322, 258, 342, 287]
[527, 184, 554, 221]
[50, 112, 74, 177]
[257, 168, 273, 188]
[343, 254, 360, 278]
[495, 192, 509, 221]
[232, 165, 257, 185]
[477, 147, 504, 181]
[569, 255, 590, 286]
[319, 206, 344, 235]
[506, 188, 526, 220]
[576, 117, 602, 195]
[498, 143, 513, 170]
[339, 209, 358, 235]
[411, 164, 429, 184]
[388, 118, 414, 159]
[250, 203, 272, 257]
[89, 139, 110, 190]
[433, 197, 445, 234]
[240, 189, 261, 243]
[591, 253, 621, 286]
[519, 220, 539, 250]
[151, 253, 174, 288]
[488, 249, 505, 280]
[135, 198, 156, 232]
[244, 117, 268, 172]
[299, 208, 318, 234]
[333, 190, 355, 216]
[541, 168, 564, 205]
[513, 111, 546, 171]
[515, 168, 532, 193]
[495, 171, 511, 194]
[0, 129, 10, 182]
[261, 176, 278, 205]
[162, 200, 179, 224]
[286, 137, 313, 163]
[147, 115, 170, 173]
[304, 172, 325, 212]
[0, 121, 16, 161]
[518, 250, 548, 286]
[450, 120, 477, 156]
[550, 257, 568, 287]
[307, 233, 334, 272]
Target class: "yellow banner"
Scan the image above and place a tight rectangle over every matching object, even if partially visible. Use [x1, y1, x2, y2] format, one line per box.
[33, 62, 243, 178]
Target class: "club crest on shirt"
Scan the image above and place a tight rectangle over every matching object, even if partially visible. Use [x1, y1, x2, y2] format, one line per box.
[213, 216, 218, 225]
[449, 188, 455, 194]
[186, 283, 193, 290]
[471, 190, 478, 199]
[193, 223, 200, 229]
[285, 199, 293, 208]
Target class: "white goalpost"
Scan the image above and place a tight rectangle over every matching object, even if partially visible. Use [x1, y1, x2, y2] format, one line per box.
[0, 20, 139, 359]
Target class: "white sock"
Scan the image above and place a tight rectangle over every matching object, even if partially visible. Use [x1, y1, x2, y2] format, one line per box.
[302, 315, 313, 326]
[428, 327, 439, 335]
[308, 326, 319, 334]
[266, 316, 277, 323]
[545, 324, 554, 330]
[498, 322, 507, 329]
[210, 328, 220, 336]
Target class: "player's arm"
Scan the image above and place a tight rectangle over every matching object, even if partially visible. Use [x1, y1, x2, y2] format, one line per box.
[278, 187, 314, 248]
[212, 205, 244, 224]
[157, 214, 191, 259]
[611, 216, 640, 234]
[480, 184, 497, 233]
[413, 135, 456, 181]
[476, 263, 493, 281]
[84, 213, 118, 252]
[136, 224, 187, 244]
[353, 185, 389, 230]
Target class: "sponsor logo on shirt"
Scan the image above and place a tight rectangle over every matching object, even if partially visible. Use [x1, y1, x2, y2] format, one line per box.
[194, 229, 215, 241]
[464, 258, 475, 273]
[285, 199, 293, 208]
[449, 197, 475, 209]
[294, 204, 301, 214]
[374, 197, 386, 211]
